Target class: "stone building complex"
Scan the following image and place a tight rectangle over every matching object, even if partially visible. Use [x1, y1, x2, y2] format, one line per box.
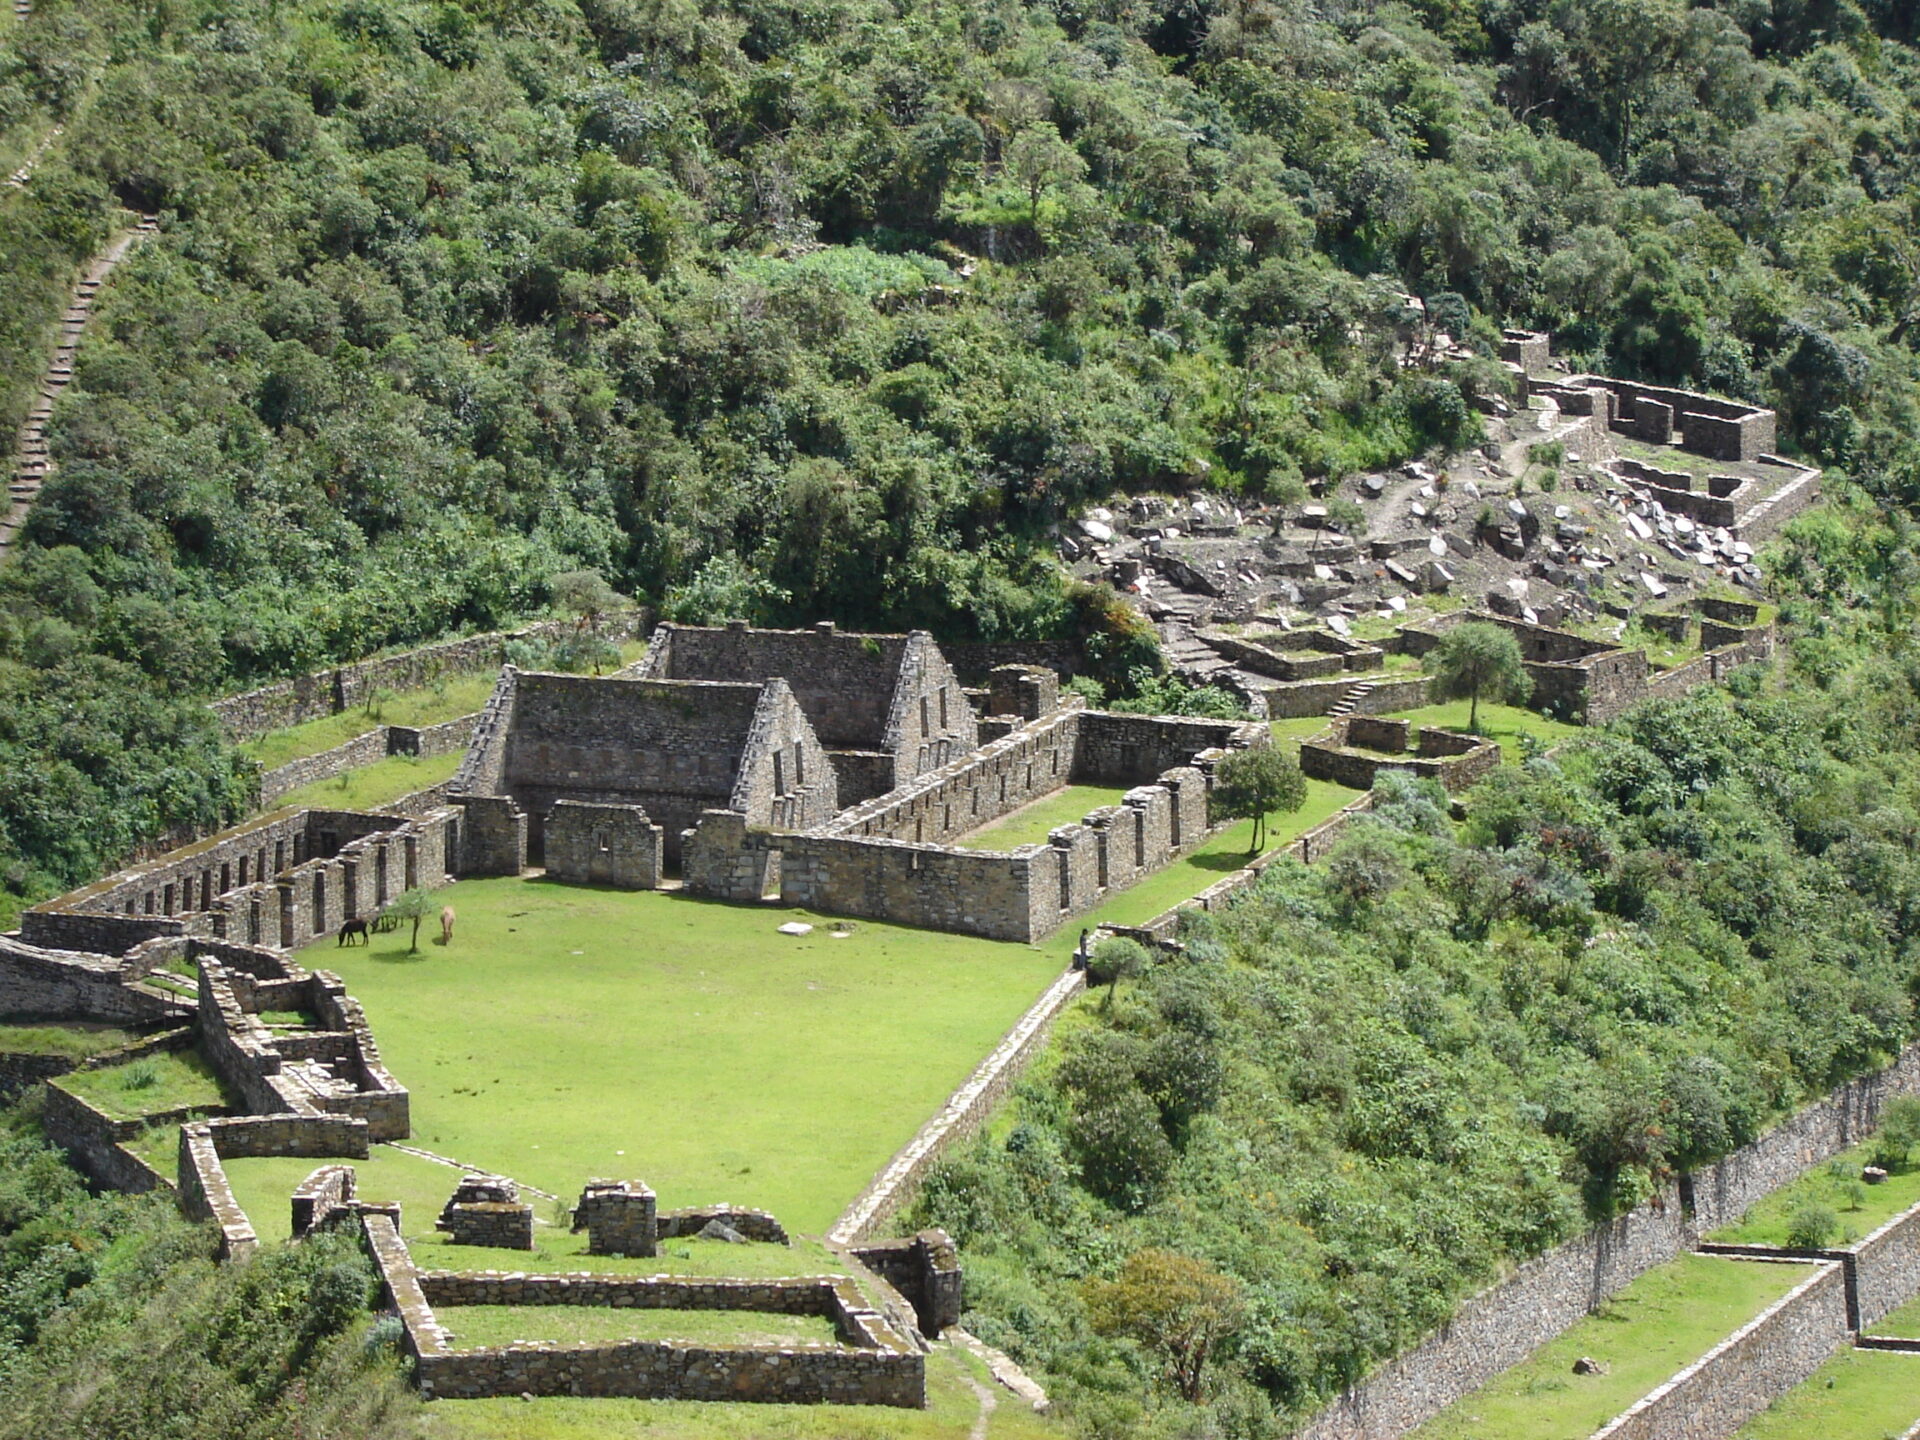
[448, 621, 1267, 941]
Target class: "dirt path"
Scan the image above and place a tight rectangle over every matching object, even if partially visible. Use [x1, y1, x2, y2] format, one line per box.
[0, 214, 157, 564]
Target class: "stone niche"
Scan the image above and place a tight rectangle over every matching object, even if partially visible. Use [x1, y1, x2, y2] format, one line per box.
[544, 800, 664, 890]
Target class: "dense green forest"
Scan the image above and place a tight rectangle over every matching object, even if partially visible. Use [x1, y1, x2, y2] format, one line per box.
[0, 0, 1913, 913]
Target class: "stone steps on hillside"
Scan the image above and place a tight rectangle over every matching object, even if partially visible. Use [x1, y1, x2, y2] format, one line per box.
[1326, 680, 1375, 717]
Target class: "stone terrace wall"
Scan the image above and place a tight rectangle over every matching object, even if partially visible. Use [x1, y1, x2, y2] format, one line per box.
[0, 936, 190, 1024]
[1260, 674, 1432, 721]
[1294, 1037, 1920, 1440]
[1852, 1201, 1920, 1331]
[1687, 1040, 1920, 1234]
[209, 614, 647, 743]
[1590, 1261, 1847, 1440]
[179, 1123, 258, 1260]
[41, 1081, 183, 1193]
[259, 713, 481, 808]
[1294, 1192, 1693, 1440]
[1071, 711, 1266, 785]
[832, 966, 1084, 1245]
[776, 833, 1045, 941]
[825, 704, 1081, 846]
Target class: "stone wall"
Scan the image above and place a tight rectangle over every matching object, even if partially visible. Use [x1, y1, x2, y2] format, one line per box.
[730, 677, 841, 833]
[442, 1202, 534, 1250]
[0, 936, 190, 1024]
[1562, 376, 1778, 464]
[1294, 1192, 1694, 1440]
[1260, 674, 1433, 720]
[1298, 721, 1500, 793]
[1071, 711, 1265, 785]
[362, 1212, 924, 1407]
[852, 1230, 963, 1337]
[455, 795, 525, 876]
[1589, 1261, 1847, 1440]
[209, 613, 646, 743]
[291, 1164, 357, 1237]
[40, 1081, 182, 1193]
[258, 713, 482, 807]
[641, 623, 977, 787]
[1293, 1036, 1920, 1440]
[1850, 1199, 1920, 1331]
[826, 705, 1082, 847]
[832, 966, 1084, 1245]
[179, 1123, 258, 1260]
[544, 801, 663, 890]
[573, 1179, 657, 1256]
[1686, 1041, 1920, 1234]
[657, 1206, 790, 1244]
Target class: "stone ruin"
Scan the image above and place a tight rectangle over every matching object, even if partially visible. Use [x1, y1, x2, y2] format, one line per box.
[446, 623, 1270, 942]
[437, 1173, 535, 1251]
[571, 1178, 791, 1256]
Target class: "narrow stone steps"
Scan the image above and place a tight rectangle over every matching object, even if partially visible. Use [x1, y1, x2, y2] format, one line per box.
[1326, 681, 1376, 718]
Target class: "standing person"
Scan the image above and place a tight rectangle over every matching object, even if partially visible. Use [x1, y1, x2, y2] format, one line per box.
[1074, 928, 1090, 970]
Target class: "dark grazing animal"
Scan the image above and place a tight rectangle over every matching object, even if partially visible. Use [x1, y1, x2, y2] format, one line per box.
[337, 918, 371, 946]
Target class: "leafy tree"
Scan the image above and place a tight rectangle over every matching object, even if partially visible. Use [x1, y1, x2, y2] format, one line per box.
[1871, 1096, 1920, 1171]
[383, 888, 435, 954]
[1083, 1249, 1244, 1403]
[1211, 746, 1307, 855]
[550, 570, 622, 637]
[1003, 123, 1086, 228]
[1430, 622, 1531, 732]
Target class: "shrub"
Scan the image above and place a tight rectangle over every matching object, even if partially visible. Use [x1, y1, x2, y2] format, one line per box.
[1786, 1203, 1839, 1250]
[116, 1060, 160, 1092]
[1870, 1096, 1920, 1170]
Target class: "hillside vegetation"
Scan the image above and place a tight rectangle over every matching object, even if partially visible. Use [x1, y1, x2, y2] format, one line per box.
[0, 0, 1911, 914]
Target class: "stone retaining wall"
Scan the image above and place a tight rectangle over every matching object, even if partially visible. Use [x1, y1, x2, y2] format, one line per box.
[40, 1081, 180, 1193]
[1260, 675, 1433, 720]
[853, 1230, 963, 1337]
[210, 614, 647, 743]
[1853, 1198, 1920, 1331]
[1590, 1261, 1848, 1440]
[657, 1205, 788, 1244]
[1294, 1036, 1920, 1440]
[178, 1123, 258, 1260]
[831, 966, 1084, 1245]
[0, 1023, 192, 1100]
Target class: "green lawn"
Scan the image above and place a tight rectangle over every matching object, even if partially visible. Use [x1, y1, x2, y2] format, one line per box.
[241, 672, 505, 769]
[1389, 699, 1584, 755]
[0, 1022, 133, 1058]
[1737, 1348, 1920, 1439]
[954, 785, 1133, 850]
[1869, 1291, 1920, 1339]
[294, 877, 1060, 1233]
[274, 750, 463, 812]
[442, 1306, 844, 1350]
[1032, 778, 1358, 944]
[1710, 1147, 1920, 1249]
[55, 1051, 229, 1120]
[1406, 1254, 1809, 1440]
[420, 1337, 1058, 1440]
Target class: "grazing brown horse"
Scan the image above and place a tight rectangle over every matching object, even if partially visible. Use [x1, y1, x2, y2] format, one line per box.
[440, 905, 455, 945]
[337, 918, 370, 946]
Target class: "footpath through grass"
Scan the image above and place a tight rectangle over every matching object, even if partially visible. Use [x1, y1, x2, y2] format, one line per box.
[297, 877, 1059, 1233]
[1710, 1148, 1920, 1249]
[1736, 1347, 1920, 1439]
[275, 750, 463, 812]
[1406, 1254, 1808, 1440]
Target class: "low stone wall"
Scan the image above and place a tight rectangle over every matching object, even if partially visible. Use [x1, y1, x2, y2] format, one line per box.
[657, 1205, 788, 1244]
[421, 1272, 861, 1315]
[831, 966, 1084, 1246]
[291, 1164, 357, 1237]
[1590, 1261, 1848, 1440]
[1294, 1036, 1920, 1440]
[362, 1213, 923, 1407]
[40, 1081, 180, 1193]
[0, 1025, 193, 1100]
[207, 1112, 371, 1159]
[1259, 675, 1432, 721]
[1298, 722, 1499, 794]
[442, 1202, 534, 1250]
[178, 1123, 258, 1260]
[853, 1230, 963, 1337]
[209, 614, 647, 743]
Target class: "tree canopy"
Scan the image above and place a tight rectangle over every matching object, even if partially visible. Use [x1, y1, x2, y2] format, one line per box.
[1430, 621, 1533, 731]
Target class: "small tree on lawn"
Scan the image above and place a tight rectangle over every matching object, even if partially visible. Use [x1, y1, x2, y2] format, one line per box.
[385, 888, 434, 954]
[1083, 1247, 1244, 1403]
[1430, 620, 1530, 733]
[1211, 746, 1306, 855]
[551, 569, 622, 636]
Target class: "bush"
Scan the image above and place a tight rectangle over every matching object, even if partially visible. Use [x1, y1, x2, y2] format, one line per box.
[1786, 1203, 1839, 1250]
[1870, 1096, 1920, 1171]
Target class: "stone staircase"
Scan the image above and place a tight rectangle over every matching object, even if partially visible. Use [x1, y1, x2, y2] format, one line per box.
[1326, 680, 1375, 718]
[0, 215, 157, 563]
